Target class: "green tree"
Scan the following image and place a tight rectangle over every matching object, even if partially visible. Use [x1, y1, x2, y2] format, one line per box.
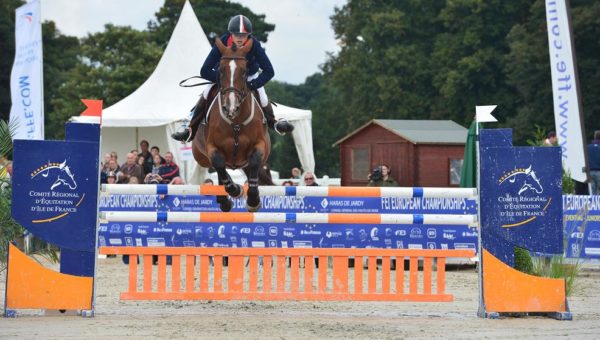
[48, 25, 163, 139]
[266, 75, 327, 176]
[148, 0, 274, 47]
[42, 21, 80, 136]
[505, 0, 600, 143]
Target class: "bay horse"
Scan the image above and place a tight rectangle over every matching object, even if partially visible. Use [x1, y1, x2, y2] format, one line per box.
[192, 37, 272, 212]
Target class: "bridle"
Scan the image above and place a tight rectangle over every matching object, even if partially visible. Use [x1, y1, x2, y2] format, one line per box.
[218, 56, 251, 120]
[216, 55, 257, 169]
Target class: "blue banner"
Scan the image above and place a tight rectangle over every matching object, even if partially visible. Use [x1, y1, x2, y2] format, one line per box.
[480, 129, 564, 266]
[563, 195, 600, 259]
[99, 195, 478, 251]
[97, 192, 600, 259]
[12, 139, 100, 252]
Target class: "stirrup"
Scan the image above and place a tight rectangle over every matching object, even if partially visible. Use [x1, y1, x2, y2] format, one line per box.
[184, 127, 193, 143]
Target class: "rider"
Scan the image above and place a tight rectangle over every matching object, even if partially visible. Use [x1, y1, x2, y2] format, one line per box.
[171, 14, 294, 142]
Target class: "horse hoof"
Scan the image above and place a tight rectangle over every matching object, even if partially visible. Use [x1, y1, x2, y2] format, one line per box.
[226, 184, 243, 198]
[246, 201, 261, 212]
[219, 198, 233, 212]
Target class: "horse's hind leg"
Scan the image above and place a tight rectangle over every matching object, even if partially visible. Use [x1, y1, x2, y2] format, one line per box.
[245, 150, 263, 212]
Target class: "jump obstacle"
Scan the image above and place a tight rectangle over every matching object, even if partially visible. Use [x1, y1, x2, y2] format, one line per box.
[99, 247, 474, 302]
[100, 210, 477, 225]
[101, 183, 478, 199]
[97, 182, 478, 302]
[5, 113, 572, 320]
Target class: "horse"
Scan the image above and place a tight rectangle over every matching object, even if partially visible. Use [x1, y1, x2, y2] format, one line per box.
[192, 37, 272, 212]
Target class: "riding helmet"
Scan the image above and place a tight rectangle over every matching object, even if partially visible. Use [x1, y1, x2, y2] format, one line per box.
[228, 15, 253, 35]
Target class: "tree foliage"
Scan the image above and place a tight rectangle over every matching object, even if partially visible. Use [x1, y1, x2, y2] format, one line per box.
[47, 25, 163, 139]
[148, 0, 274, 47]
[306, 0, 600, 176]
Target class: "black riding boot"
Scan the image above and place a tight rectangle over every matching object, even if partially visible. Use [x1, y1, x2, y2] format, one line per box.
[262, 102, 294, 135]
[171, 96, 207, 142]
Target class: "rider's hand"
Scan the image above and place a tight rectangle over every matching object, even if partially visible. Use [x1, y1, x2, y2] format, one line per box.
[247, 80, 257, 90]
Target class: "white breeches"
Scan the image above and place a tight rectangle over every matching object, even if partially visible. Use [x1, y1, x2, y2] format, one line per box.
[202, 73, 268, 107]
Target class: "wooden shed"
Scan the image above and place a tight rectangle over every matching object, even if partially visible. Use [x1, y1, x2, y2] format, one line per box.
[334, 119, 468, 187]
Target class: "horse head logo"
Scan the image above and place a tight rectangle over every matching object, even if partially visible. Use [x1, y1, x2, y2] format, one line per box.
[500, 165, 543, 195]
[33, 160, 77, 190]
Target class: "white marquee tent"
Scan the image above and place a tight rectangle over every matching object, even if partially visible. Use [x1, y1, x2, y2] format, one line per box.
[72, 1, 314, 183]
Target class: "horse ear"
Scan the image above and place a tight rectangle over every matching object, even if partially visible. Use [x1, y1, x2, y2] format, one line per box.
[215, 37, 227, 54]
[239, 37, 254, 55]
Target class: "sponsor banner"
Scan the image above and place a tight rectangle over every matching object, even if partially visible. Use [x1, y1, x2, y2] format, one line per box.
[99, 195, 477, 214]
[9, 0, 44, 140]
[563, 195, 600, 259]
[98, 193, 600, 258]
[98, 195, 478, 249]
[545, 0, 588, 183]
[12, 139, 100, 251]
[98, 222, 477, 250]
[480, 130, 563, 266]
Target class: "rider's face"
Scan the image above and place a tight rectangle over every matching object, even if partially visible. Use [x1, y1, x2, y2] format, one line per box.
[232, 33, 249, 47]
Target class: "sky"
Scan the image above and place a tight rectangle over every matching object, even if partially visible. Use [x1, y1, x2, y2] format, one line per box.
[40, 0, 346, 84]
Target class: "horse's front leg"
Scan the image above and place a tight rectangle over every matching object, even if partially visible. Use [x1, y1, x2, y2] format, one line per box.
[210, 150, 242, 212]
[245, 149, 264, 212]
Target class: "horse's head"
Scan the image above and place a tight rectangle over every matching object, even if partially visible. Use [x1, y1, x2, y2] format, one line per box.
[215, 37, 253, 120]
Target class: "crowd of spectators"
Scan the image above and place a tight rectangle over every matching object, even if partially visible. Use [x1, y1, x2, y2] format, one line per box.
[100, 139, 182, 185]
[282, 167, 320, 187]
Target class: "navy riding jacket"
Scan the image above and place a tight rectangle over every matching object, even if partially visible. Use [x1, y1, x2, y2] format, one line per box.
[200, 34, 274, 90]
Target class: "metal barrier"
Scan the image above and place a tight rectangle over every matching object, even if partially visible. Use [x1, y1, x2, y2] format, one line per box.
[99, 247, 475, 302]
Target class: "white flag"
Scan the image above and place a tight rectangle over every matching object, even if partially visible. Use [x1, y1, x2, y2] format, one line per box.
[9, 0, 44, 140]
[545, 0, 588, 182]
[475, 105, 498, 123]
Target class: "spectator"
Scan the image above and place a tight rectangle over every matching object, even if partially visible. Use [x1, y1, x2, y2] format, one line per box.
[282, 180, 294, 186]
[128, 176, 139, 184]
[158, 152, 180, 183]
[106, 171, 117, 184]
[367, 164, 399, 187]
[203, 178, 214, 185]
[589, 130, 600, 195]
[151, 146, 166, 164]
[119, 152, 144, 183]
[303, 172, 319, 186]
[101, 153, 111, 172]
[140, 140, 153, 175]
[170, 176, 185, 185]
[543, 131, 557, 146]
[131, 149, 139, 158]
[103, 159, 120, 177]
[137, 155, 145, 167]
[144, 154, 164, 184]
[291, 167, 301, 179]
[110, 151, 118, 163]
